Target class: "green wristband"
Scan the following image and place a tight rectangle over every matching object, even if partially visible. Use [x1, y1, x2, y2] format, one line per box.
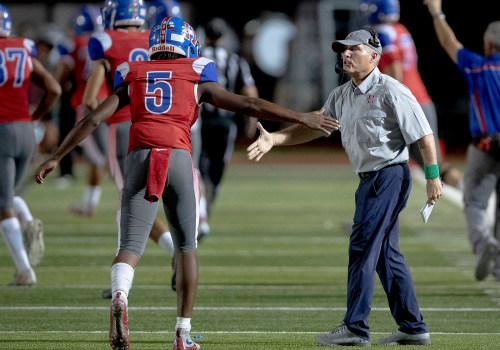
[424, 164, 439, 179]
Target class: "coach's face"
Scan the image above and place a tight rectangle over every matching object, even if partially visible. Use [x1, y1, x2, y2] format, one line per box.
[341, 44, 378, 84]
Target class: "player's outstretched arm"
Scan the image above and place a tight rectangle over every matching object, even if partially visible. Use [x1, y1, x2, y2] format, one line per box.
[35, 86, 128, 184]
[198, 82, 339, 136]
[30, 58, 62, 121]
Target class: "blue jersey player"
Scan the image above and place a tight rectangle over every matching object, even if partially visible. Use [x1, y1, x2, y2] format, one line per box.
[424, 0, 500, 282]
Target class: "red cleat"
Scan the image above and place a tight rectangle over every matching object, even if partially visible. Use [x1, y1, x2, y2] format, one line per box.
[173, 328, 200, 350]
[109, 292, 129, 350]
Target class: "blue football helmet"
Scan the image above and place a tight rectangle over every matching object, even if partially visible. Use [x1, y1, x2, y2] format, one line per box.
[359, 0, 400, 25]
[74, 5, 103, 36]
[101, 0, 146, 30]
[148, 16, 199, 59]
[0, 3, 12, 37]
[145, 0, 182, 29]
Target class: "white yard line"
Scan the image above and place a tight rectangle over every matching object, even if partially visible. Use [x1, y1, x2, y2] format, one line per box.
[1, 306, 499, 311]
[0, 330, 499, 335]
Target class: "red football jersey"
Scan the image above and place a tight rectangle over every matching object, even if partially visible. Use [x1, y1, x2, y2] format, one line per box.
[88, 29, 150, 124]
[115, 58, 218, 153]
[376, 23, 431, 105]
[64, 35, 110, 109]
[0, 37, 36, 123]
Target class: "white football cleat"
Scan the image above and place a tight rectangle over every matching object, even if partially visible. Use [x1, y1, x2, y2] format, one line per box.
[8, 267, 36, 286]
[24, 218, 44, 267]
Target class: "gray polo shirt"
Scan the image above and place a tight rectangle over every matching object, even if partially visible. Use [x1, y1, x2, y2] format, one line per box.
[323, 67, 432, 173]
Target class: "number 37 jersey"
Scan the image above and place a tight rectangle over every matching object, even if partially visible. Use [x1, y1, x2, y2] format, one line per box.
[114, 57, 218, 153]
[0, 37, 36, 122]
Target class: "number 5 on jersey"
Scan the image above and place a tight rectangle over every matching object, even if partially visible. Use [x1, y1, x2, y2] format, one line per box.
[145, 71, 172, 114]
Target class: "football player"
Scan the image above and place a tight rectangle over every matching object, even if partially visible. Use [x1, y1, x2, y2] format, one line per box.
[56, 5, 110, 217]
[144, 0, 208, 291]
[82, 0, 176, 297]
[34, 16, 338, 350]
[0, 3, 61, 285]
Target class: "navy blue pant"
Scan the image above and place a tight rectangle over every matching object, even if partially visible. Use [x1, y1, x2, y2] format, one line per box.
[344, 163, 427, 339]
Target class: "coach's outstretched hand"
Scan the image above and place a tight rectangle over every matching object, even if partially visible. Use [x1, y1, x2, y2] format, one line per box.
[247, 122, 274, 162]
[35, 157, 59, 184]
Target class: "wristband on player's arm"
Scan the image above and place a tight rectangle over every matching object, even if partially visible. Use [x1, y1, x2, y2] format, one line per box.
[432, 12, 446, 19]
[424, 164, 440, 179]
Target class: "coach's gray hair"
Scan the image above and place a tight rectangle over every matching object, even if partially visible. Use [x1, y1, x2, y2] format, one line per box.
[485, 21, 500, 51]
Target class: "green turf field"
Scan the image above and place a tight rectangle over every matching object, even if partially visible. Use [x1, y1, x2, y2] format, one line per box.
[1, 149, 499, 349]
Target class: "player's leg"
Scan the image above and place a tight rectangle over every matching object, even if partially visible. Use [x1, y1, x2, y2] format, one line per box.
[492, 179, 500, 281]
[0, 176, 35, 285]
[200, 118, 235, 216]
[162, 148, 200, 349]
[13, 196, 44, 267]
[109, 148, 159, 350]
[102, 121, 130, 299]
[191, 118, 209, 241]
[149, 218, 174, 257]
[71, 105, 108, 217]
[463, 144, 500, 280]
[0, 123, 37, 285]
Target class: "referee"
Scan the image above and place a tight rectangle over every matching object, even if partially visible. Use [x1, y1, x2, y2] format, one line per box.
[198, 17, 259, 233]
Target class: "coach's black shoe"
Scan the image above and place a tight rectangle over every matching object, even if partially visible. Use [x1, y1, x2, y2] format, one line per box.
[316, 323, 370, 347]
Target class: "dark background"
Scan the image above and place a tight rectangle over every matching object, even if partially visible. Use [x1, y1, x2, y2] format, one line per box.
[2, 0, 498, 153]
[189, 0, 497, 153]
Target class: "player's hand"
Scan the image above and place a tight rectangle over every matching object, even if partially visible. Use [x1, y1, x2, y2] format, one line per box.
[247, 122, 273, 162]
[301, 109, 339, 136]
[426, 177, 443, 205]
[423, 0, 442, 16]
[34, 158, 59, 184]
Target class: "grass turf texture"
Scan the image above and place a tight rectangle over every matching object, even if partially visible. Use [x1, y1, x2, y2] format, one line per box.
[1, 148, 499, 349]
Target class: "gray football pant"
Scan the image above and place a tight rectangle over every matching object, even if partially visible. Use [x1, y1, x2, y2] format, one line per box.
[119, 148, 199, 257]
[463, 143, 500, 274]
[0, 122, 36, 210]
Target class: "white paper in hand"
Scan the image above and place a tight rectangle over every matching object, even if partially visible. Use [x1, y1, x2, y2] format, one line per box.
[420, 201, 434, 223]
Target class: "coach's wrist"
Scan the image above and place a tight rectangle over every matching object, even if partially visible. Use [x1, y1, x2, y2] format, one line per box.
[424, 164, 440, 179]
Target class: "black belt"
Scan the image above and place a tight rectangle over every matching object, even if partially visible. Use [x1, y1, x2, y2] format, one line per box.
[358, 163, 406, 180]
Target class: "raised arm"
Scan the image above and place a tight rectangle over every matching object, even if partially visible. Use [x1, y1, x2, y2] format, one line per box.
[35, 86, 128, 184]
[417, 134, 443, 204]
[198, 82, 339, 136]
[423, 0, 463, 63]
[30, 58, 62, 121]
